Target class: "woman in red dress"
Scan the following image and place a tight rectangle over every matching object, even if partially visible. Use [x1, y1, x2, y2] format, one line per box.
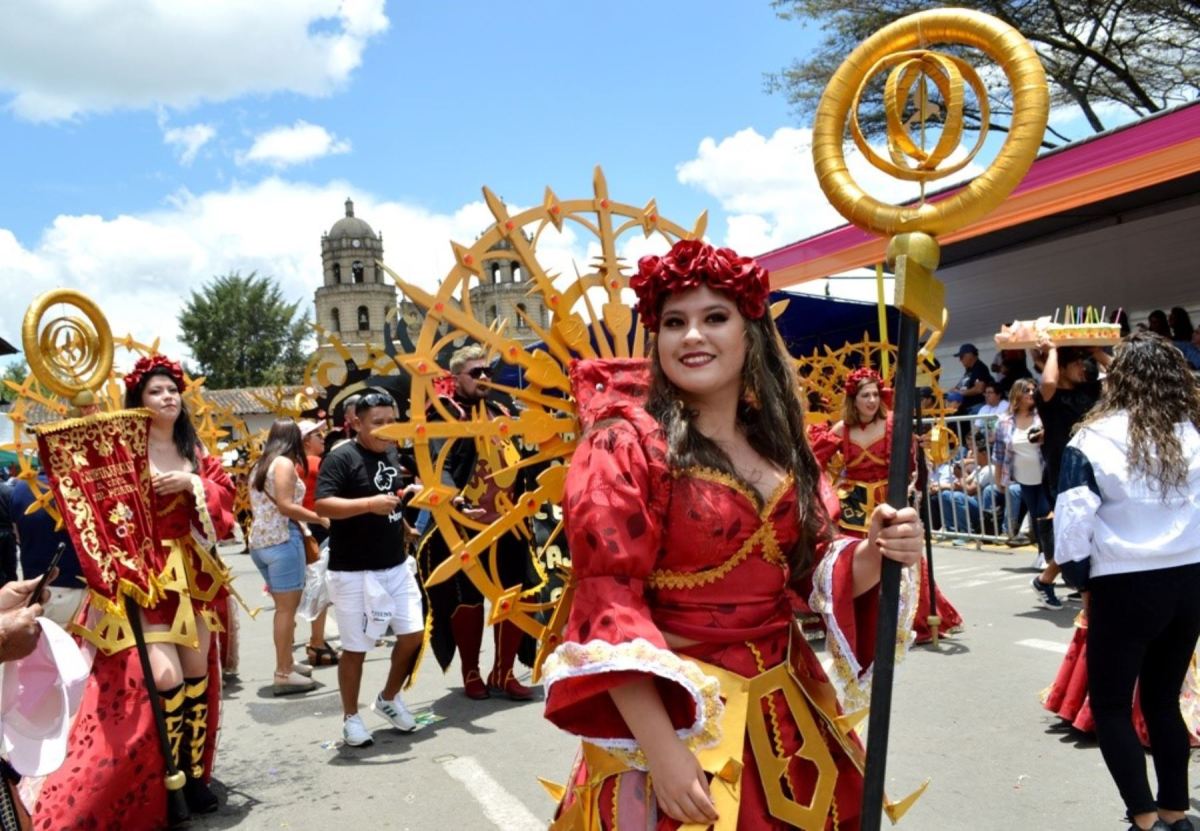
[36, 354, 234, 830]
[543, 240, 925, 830]
[810, 369, 963, 645]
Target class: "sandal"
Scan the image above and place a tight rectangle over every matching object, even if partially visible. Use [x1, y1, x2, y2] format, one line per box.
[306, 643, 341, 666]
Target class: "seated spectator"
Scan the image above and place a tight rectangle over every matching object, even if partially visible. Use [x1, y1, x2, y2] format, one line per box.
[974, 381, 1009, 437]
[948, 343, 994, 415]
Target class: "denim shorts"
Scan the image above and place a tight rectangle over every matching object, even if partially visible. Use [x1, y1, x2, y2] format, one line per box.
[250, 524, 306, 592]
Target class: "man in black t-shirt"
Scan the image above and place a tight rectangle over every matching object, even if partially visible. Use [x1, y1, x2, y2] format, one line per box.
[951, 343, 994, 414]
[1030, 343, 1110, 608]
[315, 391, 422, 748]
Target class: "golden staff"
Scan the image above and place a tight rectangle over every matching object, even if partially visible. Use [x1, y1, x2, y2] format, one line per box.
[812, 10, 1048, 828]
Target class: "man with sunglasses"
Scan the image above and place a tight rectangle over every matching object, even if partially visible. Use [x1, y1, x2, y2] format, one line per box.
[417, 344, 537, 702]
[315, 390, 423, 747]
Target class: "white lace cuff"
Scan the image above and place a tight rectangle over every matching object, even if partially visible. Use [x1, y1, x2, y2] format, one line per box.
[542, 637, 724, 768]
[809, 538, 917, 712]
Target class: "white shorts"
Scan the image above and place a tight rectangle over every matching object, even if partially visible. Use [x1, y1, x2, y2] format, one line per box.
[327, 560, 424, 653]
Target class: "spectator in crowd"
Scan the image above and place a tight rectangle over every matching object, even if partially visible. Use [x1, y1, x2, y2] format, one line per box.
[0, 477, 16, 585]
[248, 418, 325, 696]
[950, 343, 995, 415]
[1148, 310, 1171, 339]
[298, 419, 339, 667]
[974, 381, 1010, 437]
[1052, 332, 1200, 831]
[997, 349, 1034, 398]
[993, 378, 1045, 549]
[1031, 342, 1111, 608]
[5, 474, 86, 626]
[315, 391, 423, 747]
[1168, 307, 1194, 343]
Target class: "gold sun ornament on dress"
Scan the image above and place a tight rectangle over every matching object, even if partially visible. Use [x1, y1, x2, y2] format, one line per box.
[374, 166, 704, 680]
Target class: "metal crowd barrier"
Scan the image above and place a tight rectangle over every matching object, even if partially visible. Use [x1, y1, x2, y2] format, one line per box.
[915, 411, 1022, 549]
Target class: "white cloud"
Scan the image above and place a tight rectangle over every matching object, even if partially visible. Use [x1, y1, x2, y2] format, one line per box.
[677, 126, 984, 257]
[162, 122, 216, 165]
[239, 121, 351, 168]
[0, 1, 389, 122]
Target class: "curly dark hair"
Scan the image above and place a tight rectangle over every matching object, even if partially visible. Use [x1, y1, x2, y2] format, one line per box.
[1075, 332, 1200, 497]
[646, 310, 831, 585]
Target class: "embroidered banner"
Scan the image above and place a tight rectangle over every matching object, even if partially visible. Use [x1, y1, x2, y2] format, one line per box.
[35, 410, 159, 609]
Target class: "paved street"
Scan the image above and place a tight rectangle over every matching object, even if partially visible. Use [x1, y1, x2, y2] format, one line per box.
[192, 542, 1200, 831]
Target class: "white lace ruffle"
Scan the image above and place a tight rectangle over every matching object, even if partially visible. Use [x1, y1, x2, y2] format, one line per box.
[542, 636, 724, 767]
[809, 537, 917, 712]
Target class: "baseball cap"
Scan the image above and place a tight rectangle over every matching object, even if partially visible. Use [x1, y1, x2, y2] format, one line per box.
[298, 419, 324, 439]
[954, 343, 979, 357]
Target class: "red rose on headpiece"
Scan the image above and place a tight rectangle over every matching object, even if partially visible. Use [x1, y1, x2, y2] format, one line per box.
[845, 367, 885, 399]
[124, 354, 185, 392]
[632, 239, 770, 331]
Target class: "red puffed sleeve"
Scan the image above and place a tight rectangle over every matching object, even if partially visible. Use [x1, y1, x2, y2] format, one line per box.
[196, 453, 235, 541]
[808, 421, 841, 467]
[542, 418, 722, 760]
[805, 533, 917, 711]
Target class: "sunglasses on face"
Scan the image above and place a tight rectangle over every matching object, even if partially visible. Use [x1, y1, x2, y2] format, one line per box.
[464, 367, 491, 379]
[359, 392, 395, 408]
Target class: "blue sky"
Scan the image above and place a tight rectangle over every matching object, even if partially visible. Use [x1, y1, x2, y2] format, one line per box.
[0, 1, 1129, 361]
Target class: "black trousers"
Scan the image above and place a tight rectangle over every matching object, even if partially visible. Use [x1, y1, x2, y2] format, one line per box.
[1087, 561, 1200, 816]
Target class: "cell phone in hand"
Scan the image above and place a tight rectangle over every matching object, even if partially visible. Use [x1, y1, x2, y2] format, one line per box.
[27, 542, 65, 608]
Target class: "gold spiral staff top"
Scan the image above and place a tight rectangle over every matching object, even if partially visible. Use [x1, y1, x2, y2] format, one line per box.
[813, 8, 1049, 238]
[22, 289, 114, 408]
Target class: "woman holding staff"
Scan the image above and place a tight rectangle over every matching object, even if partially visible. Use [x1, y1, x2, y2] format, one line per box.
[543, 240, 923, 829]
[36, 354, 235, 829]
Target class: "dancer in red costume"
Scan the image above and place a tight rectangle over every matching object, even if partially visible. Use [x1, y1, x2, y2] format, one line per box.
[810, 368, 963, 645]
[1042, 611, 1200, 747]
[36, 354, 234, 830]
[543, 240, 925, 830]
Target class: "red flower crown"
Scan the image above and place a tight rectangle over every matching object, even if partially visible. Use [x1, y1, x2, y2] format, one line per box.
[631, 239, 770, 331]
[124, 353, 185, 392]
[844, 367, 885, 398]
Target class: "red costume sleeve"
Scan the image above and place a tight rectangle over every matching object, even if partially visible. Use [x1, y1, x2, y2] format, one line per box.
[197, 453, 235, 540]
[542, 419, 722, 756]
[807, 532, 918, 711]
[808, 421, 840, 467]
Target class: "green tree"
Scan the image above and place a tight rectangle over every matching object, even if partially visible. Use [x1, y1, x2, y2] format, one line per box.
[1, 359, 31, 404]
[178, 272, 311, 389]
[766, 0, 1200, 146]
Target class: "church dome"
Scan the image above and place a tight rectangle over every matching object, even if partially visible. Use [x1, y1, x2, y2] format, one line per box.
[328, 198, 376, 240]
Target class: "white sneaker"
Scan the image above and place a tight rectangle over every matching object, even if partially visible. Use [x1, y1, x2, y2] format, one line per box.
[373, 692, 417, 732]
[342, 714, 374, 747]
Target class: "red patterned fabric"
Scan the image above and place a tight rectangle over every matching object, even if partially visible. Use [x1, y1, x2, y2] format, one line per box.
[544, 359, 879, 828]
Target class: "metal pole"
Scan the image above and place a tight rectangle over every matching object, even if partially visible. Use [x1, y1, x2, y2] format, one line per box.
[860, 311, 920, 831]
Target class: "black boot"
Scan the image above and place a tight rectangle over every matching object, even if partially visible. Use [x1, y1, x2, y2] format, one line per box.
[158, 683, 191, 827]
[181, 675, 219, 814]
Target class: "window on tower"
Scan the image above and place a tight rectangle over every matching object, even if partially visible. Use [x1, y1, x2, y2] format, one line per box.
[331, 308, 341, 332]
[332, 263, 342, 283]
[357, 306, 370, 330]
[516, 302, 529, 330]
[352, 260, 365, 283]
